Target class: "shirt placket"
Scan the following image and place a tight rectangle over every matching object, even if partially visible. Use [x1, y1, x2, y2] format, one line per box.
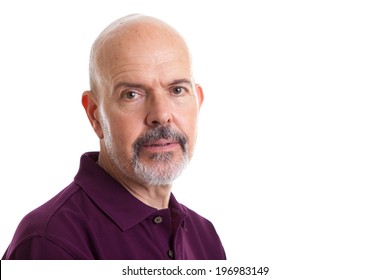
[148, 209, 174, 259]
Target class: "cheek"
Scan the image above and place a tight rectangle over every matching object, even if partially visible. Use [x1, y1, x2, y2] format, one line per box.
[177, 109, 199, 143]
[102, 110, 143, 148]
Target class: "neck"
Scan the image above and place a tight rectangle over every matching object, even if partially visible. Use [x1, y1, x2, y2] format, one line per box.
[97, 152, 172, 210]
[123, 183, 172, 210]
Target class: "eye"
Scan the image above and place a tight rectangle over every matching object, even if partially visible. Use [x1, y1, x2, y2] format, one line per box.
[171, 86, 187, 95]
[123, 91, 141, 100]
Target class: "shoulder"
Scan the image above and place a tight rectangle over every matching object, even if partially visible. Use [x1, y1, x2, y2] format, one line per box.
[181, 204, 212, 223]
[180, 203, 220, 235]
[4, 182, 89, 259]
[176, 203, 226, 259]
[18, 182, 83, 233]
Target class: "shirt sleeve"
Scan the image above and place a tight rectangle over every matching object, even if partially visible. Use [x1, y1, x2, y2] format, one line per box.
[5, 236, 75, 260]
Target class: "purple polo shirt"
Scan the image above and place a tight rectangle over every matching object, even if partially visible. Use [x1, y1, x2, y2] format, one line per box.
[2, 152, 226, 260]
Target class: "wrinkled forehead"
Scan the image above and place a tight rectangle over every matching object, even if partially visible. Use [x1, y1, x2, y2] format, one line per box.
[102, 32, 190, 69]
[91, 18, 192, 89]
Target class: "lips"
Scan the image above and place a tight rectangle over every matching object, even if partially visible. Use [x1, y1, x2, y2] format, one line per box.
[143, 139, 179, 148]
[141, 139, 181, 153]
[133, 126, 188, 156]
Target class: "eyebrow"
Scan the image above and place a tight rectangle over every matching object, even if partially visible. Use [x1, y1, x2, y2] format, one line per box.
[169, 79, 193, 87]
[113, 79, 193, 93]
[113, 82, 144, 93]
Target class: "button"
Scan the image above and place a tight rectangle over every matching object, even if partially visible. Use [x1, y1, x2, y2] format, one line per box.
[168, 249, 174, 258]
[153, 216, 163, 224]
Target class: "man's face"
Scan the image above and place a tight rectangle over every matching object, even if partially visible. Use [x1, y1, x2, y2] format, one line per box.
[89, 31, 203, 186]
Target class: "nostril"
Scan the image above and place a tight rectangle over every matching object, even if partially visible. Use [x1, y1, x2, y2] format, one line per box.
[147, 113, 172, 126]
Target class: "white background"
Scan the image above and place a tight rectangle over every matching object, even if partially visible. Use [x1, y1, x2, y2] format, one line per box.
[1, 0, 390, 279]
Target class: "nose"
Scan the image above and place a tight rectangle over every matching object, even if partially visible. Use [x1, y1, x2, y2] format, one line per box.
[145, 93, 172, 126]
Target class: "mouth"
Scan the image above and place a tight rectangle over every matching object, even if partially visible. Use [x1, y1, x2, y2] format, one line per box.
[142, 139, 180, 152]
[133, 126, 188, 157]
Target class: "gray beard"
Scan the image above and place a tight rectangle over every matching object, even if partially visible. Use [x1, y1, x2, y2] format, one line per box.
[104, 125, 190, 186]
[130, 125, 190, 186]
[131, 150, 189, 186]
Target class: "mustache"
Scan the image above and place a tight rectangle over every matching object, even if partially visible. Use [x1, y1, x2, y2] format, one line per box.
[133, 126, 188, 155]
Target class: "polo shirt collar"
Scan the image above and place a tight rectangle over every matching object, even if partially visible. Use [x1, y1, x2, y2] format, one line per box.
[74, 152, 187, 231]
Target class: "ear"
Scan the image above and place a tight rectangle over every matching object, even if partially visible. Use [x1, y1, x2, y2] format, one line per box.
[195, 84, 204, 109]
[82, 91, 104, 139]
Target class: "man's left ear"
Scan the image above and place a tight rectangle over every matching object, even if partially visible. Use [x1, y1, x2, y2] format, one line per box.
[195, 84, 204, 109]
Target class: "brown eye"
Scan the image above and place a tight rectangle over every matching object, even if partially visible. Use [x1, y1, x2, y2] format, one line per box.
[124, 91, 139, 100]
[172, 87, 185, 95]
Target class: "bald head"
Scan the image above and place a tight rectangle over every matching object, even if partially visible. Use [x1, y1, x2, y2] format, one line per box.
[88, 14, 192, 96]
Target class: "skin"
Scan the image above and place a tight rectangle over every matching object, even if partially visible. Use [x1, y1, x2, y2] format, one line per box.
[81, 15, 203, 209]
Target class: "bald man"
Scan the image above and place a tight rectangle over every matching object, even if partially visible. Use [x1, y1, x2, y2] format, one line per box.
[2, 14, 226, 260]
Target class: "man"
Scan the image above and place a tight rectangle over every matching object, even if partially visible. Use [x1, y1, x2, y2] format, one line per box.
[2, 14, 226, 260]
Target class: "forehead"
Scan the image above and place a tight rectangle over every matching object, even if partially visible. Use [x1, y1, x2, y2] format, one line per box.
[96, 24, 192, 86]
[106, 49, 192, 89]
